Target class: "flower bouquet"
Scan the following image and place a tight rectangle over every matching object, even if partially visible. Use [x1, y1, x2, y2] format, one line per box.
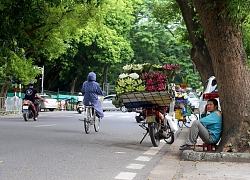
[132, 64, 143, 74]
[115, 72, 146, 95]
[152, 64, 163, 72]
[162, 64, 174, 76]
[142, 71, 167, 92]
[142, 63, 151, 73]
[123, 64, 133, 73]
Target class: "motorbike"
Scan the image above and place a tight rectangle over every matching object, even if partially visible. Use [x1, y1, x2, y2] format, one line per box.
[22, 99, 37, 121]
[77, 101, 84, 114]
[139, 106, 175, 147]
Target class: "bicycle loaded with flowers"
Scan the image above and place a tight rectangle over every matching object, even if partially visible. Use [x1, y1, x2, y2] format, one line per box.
[112, 63, 182, 147]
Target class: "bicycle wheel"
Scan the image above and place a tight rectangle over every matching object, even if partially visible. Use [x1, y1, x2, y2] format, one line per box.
[94, 115, 100, 132]
[148, 122, 160, 147]
[177, 120, 184, 128]
[164, 121, 174, 144]
[184, 114, 198, 128]
[84, 108, 91, 134]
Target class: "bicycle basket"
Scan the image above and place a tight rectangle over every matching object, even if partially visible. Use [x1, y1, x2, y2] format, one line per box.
[175, 109, 184, 120]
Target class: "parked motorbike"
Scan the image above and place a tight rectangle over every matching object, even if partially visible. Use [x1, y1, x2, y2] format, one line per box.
[139, 106, 174, 147]
[22, 99, 37, 121]
[77, 101, 84, 114]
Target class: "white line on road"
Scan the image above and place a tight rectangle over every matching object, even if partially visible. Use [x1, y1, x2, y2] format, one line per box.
[115, 172, 136, 180]
[126, 163, 145, 170]
[135, 156, 152, 162]
[34, 124, 57, 127]
[143, 141, 165, 155]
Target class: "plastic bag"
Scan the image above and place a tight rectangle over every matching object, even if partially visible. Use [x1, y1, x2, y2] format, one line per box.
[166, 115, 178, 132]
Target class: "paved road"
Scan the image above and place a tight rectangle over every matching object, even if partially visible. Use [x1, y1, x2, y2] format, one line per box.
[0, 111, 171, 180]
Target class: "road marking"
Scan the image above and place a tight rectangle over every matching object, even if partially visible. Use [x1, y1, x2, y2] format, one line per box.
[135, 156, 152, 161]
[143, 141, 165, 155]
[126, 163, 145, 170]
[115, 172, 136, 180]
[115, 152, 126, 154]
[34, 124, 57, 127]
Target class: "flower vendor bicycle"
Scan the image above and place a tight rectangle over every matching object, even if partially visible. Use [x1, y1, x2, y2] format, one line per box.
[176, 103, 198, 128]
[79, 104, 100, 134]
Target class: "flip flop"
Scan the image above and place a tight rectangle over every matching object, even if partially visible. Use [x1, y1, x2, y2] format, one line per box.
[179, 145, 194, 150]
[180, 144, 188, 148]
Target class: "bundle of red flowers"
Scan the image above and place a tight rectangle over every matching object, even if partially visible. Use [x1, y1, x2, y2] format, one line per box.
[142, 71, 167, 92]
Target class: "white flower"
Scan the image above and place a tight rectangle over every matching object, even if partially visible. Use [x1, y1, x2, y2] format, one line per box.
[119, 73, 129, 79]
[123, 64, 133, 70]
[132, 64, 143, 70]
[129, 73, 139, 79]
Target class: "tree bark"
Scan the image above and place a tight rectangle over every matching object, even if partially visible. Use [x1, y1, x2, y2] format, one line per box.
[0, 77, 10, 97]
[70, 74, 78, 94]
[192, 0, 250, 152]
[176, 0, 214, 84]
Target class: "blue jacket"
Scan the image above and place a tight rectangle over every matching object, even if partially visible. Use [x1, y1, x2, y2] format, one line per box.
[200, 110, 222, 143]
[81, 72, 105, 118]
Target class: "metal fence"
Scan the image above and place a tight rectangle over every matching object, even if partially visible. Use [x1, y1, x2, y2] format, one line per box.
[0, 96, 22, 114]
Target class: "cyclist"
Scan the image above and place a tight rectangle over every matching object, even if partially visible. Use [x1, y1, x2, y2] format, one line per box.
[23, 81, 42, 120]
[81, 72, 105, 118]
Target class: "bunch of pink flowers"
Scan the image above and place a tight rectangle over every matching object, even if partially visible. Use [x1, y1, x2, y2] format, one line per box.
[141, 71, 167, 92]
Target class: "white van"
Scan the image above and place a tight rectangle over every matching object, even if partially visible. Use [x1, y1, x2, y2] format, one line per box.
[198, 76, 221, 118]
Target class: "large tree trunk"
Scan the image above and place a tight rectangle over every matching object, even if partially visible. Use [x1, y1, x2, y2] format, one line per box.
[0, 77, 10, 97]
[176, 0, 214, 84]
[193, 0, 250, 152]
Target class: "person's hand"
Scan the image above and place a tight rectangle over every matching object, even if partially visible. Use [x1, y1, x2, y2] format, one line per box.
[202, 105, 207, 114]
[102, 91, 106, 96]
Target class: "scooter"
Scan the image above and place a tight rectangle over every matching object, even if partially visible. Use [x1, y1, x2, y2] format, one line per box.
[22, 99, 37, 121]
[77, 101, 84, 114]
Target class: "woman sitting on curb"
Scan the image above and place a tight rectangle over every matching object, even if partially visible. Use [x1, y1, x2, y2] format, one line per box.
[179, 98, 222, 150]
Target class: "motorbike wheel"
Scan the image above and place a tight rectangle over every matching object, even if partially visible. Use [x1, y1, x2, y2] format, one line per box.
[148, 122, 160, 147]
[23, 112, 29, 121]
[78, 109, 82, 114]
[94, 116, 100, 132]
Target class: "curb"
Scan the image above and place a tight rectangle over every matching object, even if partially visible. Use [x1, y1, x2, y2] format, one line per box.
[182, 150, 250, 163]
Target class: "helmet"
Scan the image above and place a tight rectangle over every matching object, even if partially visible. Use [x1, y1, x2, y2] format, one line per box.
[29, 81, 34, 86]
[78, 92, 82, 95]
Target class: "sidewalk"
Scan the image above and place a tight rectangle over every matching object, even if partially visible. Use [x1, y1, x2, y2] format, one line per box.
[147, 128, 250, 180]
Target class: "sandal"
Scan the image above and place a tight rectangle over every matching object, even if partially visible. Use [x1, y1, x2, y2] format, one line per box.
[180, 144, 188, 148]
[179, 145, 194, 150]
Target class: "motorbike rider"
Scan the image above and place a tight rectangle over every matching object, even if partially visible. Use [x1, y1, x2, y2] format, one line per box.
[77, 92, 83, 105]
[81, 72, 105, 119]
[23, 81, 42, 120]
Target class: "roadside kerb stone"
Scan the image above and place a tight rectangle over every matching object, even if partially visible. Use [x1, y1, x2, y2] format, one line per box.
[182, 150, 250, 163]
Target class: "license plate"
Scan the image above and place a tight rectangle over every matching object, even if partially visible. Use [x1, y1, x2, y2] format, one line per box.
[23, 106, 28, 110]
[146, 116, 155, 123]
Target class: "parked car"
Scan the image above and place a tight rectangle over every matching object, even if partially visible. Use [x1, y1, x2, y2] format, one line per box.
[102, 94, 134, 112]
[188, 92, 199, 109]
[198, 76, 220, 118]
[102, 94, 122, 112]
[40, 95, 58, 111]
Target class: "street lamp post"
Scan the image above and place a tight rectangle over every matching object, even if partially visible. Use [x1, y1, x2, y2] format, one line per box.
[37, 66, 44, 95]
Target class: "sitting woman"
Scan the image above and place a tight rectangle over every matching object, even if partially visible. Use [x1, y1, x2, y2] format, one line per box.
[179, 98, 222, 150]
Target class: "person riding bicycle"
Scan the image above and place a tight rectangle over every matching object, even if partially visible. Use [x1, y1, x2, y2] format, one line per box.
[81, 72, 105, 119]
[23, 81, 42, 120]
[77, 92, 83, 105]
